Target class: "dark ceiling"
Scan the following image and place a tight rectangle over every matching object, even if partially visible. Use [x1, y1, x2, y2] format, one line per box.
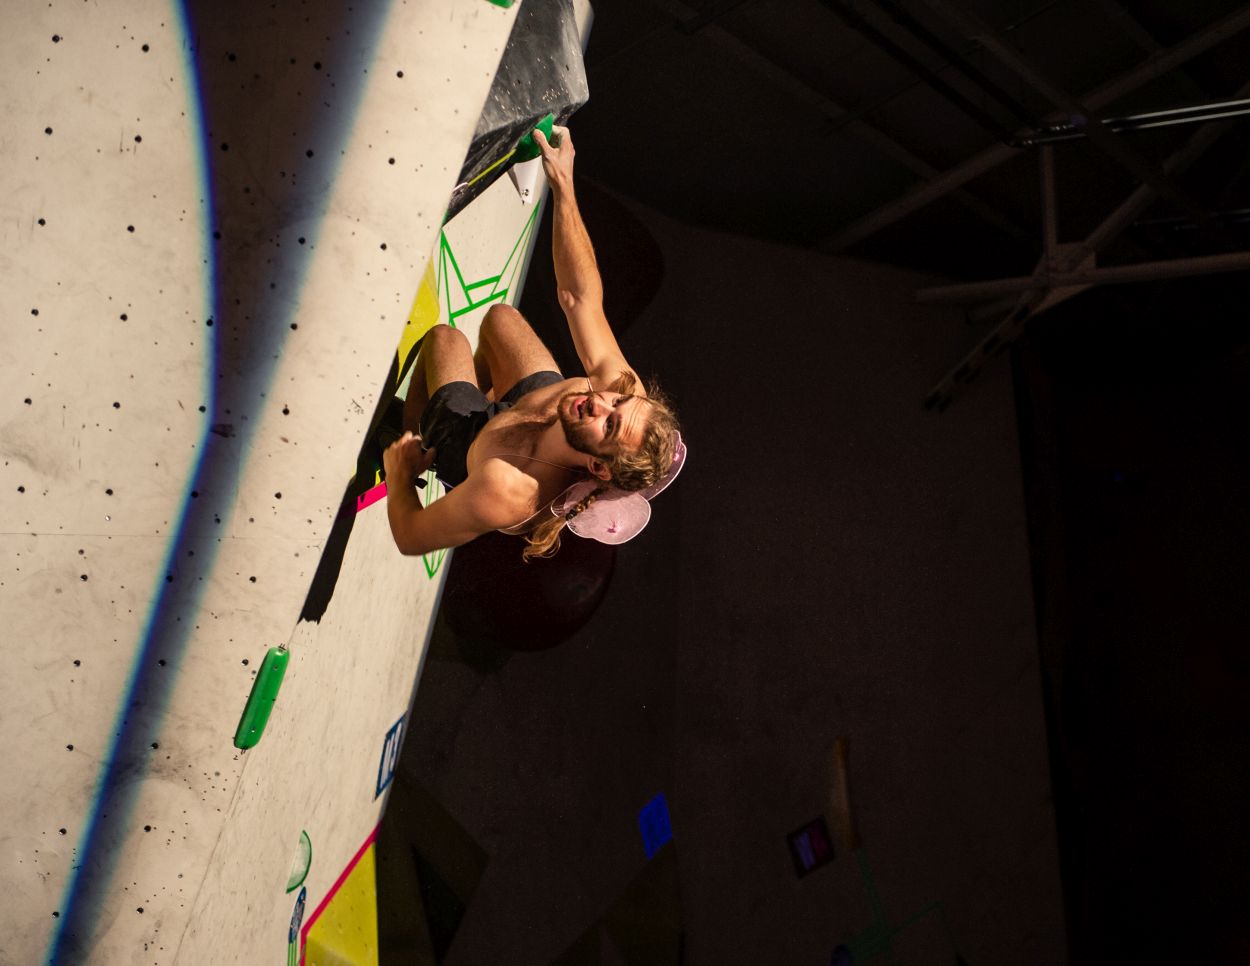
[575, 0, 1250, 265]
[569, 0, 1250, 408]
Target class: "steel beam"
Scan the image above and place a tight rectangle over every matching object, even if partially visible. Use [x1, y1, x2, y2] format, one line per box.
[1085, 93, 1241, 254]
[638, 0, 1029, 245]
[875, 0, 1034, 126]
[920, 0, 1211, 224]
[822, 3, 1250, 252]
[917, 251, 1250, 302]
[1138, 208, 1250, 230]
[1017, 98, 1250, 145]
[823, 0, 1017, 142]
[1040, 146, 1057, 263]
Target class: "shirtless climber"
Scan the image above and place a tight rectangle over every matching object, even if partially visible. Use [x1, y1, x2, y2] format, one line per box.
[382, 126, 686, 561]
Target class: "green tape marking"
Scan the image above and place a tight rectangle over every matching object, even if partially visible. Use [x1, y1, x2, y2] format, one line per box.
[421, 469, 448, 578]
[436, 203, 540, 324]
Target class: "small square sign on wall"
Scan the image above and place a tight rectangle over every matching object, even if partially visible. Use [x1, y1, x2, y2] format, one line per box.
[375, 714, 406, 800]
[787, 815, 835, 878]
[638, 793, 673, 859]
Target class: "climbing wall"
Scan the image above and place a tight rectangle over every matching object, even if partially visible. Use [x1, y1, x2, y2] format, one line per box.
[183, 158, 563, 966]
[0, 0, 595, 962]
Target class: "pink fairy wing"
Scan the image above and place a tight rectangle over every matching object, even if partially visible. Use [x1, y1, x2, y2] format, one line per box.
[548, 433, 685, 545]
[551, 482, 653, 545]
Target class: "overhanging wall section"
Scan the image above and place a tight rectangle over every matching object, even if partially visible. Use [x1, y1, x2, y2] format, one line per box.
[180, 159, 560, 966]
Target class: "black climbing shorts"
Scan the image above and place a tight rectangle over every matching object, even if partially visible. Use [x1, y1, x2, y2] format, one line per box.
[419, 370, 564, 488]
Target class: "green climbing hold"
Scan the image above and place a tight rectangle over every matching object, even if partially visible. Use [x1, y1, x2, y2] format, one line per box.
[286, 829, 313, 893]
[485, 0, 515, 7]
[233, 646, 290, 749]
[514, 113, 555, 163]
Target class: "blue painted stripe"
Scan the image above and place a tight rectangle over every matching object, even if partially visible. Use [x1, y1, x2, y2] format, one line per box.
[45, 1, 397, 959]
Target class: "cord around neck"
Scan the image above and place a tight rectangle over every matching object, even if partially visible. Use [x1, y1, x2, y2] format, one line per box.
[486, 452, 588, 534]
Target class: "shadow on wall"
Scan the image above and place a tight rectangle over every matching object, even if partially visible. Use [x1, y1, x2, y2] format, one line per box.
[439, 530, 617, 655]
[49, 4, 396, 961]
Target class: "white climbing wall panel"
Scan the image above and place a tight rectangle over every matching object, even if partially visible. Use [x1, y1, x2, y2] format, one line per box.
[0, 0, 531, 963]
[180, 157, 564, 966]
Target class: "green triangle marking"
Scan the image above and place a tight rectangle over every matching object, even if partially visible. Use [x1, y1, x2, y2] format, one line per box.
[423, 548, 447, 579]
[450, 291, 507, 320]
[421, 469, 448, 578]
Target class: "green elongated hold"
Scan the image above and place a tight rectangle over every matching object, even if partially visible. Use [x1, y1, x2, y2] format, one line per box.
[485, 0, 516, 7]
[513, 113, 555, 163]
[233, 647, 290, 749]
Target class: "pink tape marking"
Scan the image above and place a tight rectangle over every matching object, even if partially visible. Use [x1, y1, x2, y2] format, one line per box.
[299, 824, 382, 966]
[355, 482, 387, 514]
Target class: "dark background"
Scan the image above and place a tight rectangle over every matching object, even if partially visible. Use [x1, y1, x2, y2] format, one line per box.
[383, 2, 1250, 963]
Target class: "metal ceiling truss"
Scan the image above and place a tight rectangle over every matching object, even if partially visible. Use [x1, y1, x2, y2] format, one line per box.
[918, 250, 1250, 303]
[822, 0, 1023, 142]
[820, 3, 1250, 252]
[873, 0, 1035, 127]
[1015, 98, 1250, 147]
[921, 76, 1250, 412]
[642, 0, 1030, 244]
[630, 0, 1249, 412]
[921, 0, 1211, 225]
